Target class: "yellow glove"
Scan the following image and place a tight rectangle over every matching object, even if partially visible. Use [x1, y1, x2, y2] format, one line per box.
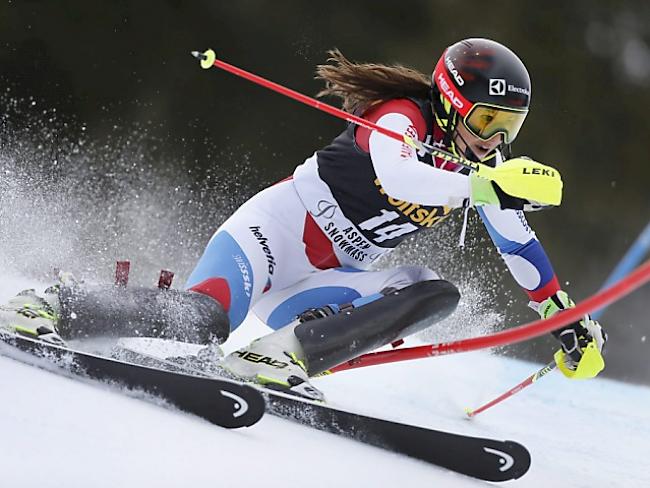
[532, 291, 607, 379]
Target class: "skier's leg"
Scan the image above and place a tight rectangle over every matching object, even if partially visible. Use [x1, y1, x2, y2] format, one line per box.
[61, 179, 317, 344]
[1, 180, 317, 346]
[252, 264, 444, 330]
[183, 179, 319, 338]
[222, 264, 459, 398]
[57, 285, 230, 344]
[0, 274, 231, 345]
[265, 264, 460, 376]
[293, 278, 459, 375]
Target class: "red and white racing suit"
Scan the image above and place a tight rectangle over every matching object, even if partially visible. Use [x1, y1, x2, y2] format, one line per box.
[186, 98, 560, 332]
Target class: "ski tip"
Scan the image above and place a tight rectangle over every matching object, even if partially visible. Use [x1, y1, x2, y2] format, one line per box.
[464, 407, 475, 419]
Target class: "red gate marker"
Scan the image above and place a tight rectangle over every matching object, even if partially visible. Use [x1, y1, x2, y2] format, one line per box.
[115, 261, 130, 287]
[158, 270, 174, 290]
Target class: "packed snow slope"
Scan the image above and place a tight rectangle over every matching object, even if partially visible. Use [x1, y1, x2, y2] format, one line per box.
[1, 278, 649, 488]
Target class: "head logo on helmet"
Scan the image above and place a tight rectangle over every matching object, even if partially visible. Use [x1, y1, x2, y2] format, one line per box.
[444, 55, 465, 86]
[432, 38, 531, 144]
[436, 71, 465, 111]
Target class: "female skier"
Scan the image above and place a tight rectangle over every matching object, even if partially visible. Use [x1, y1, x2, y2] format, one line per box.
[181, 37, 606, 398]
[1, 39, 605, 400]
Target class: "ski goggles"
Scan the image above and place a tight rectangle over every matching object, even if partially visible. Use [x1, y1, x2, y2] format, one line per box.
[462, 104, 528, 144]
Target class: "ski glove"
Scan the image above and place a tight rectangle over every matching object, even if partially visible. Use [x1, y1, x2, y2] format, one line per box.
[469, 157, 550, 211]
[531, 291, 607, 379]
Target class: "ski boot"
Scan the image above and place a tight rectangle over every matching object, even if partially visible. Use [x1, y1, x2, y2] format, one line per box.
[221, 320, 325, 402]
[0, 289, 65, 346]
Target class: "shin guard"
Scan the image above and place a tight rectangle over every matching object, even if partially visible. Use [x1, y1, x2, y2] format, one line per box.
[294, 280, 460, 375]
[58, 285, 230, 344]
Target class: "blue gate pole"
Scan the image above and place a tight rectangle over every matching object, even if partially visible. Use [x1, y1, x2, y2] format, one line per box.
[592, 221, 650, 320]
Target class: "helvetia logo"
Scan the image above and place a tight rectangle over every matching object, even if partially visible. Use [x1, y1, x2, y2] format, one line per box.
[220, 390, 250, 418]
[489, 78, 506, 96]
[483, 447, 514, 472]
[249, 226, 276, 276]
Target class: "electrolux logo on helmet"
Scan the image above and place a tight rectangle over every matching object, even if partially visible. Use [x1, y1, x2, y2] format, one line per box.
[489, 79, 506, 96]
[489, 79, 530, 98]
[508, 84, 530, 96]
[444, 56, 464, 86]
[437, 73, 464, 110]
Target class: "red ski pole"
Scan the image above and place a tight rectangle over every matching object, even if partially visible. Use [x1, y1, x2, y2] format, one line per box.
[190, 49, 540, 182]
[191, 49, 563, 206]
[329, 259, 650, 372]
[465, 362, 556, 418]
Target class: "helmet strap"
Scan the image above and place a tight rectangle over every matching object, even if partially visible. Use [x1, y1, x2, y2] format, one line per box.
[501, 142, 513, 160]
[452, 126, 480, 162]
[451, 125, 500, 167]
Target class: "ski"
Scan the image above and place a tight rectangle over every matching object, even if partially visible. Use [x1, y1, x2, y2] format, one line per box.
[116, 342, 531, 482]
[263, 388, 530, 482]
[0, 331, 265, 429]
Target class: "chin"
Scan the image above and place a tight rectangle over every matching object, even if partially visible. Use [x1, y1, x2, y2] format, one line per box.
[472, 149, 489, 160]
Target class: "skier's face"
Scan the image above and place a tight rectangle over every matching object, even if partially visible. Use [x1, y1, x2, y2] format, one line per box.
[453, 122, 502, 161]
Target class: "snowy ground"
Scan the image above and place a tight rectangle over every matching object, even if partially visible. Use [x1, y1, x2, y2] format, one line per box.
[1, 278, 650, 488]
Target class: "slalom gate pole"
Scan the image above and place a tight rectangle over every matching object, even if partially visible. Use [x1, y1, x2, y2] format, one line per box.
[465, 362, 556, 418]
[329, 259, 650, 373]
[592, 220, 650, 320]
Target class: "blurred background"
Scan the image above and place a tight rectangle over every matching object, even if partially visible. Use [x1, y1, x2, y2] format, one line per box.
[1, 0, 648, 383]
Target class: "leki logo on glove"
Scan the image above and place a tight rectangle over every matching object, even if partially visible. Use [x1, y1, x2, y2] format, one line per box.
[522, 167, 556, 177]
[489, 79, 506, 96]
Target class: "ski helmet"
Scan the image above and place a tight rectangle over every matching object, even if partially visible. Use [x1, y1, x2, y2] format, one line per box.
[432, 38, 531, 144]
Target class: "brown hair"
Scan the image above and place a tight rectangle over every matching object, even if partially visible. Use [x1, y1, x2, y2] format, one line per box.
[316, 49, 432, 113]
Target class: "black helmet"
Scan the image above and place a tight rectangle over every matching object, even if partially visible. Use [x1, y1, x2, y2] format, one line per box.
[432, 38, 531, 144]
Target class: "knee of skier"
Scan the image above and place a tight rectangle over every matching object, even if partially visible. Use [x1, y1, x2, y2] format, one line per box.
[381, 265, 441, 292]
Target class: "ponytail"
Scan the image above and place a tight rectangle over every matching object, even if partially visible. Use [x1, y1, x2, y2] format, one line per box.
[316, 49, 431, 113]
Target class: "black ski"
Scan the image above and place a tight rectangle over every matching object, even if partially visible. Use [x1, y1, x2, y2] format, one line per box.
[116, 344, 531, 482]
[0, 331, 265, 429]
[262, 388, 530, 482]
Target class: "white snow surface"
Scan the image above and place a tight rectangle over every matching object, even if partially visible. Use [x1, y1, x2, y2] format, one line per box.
[1, 277, 649, 488]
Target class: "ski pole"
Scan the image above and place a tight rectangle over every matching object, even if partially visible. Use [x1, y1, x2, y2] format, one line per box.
[465, 224, 650, 417]
[465, 362, 556, 418]
[190, 49, 562, 206]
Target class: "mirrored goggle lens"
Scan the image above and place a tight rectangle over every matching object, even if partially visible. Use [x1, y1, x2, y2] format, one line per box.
[464, 105, 528, 144]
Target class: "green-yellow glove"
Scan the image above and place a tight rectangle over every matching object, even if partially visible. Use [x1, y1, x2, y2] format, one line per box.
[532, 291, 607, 379]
